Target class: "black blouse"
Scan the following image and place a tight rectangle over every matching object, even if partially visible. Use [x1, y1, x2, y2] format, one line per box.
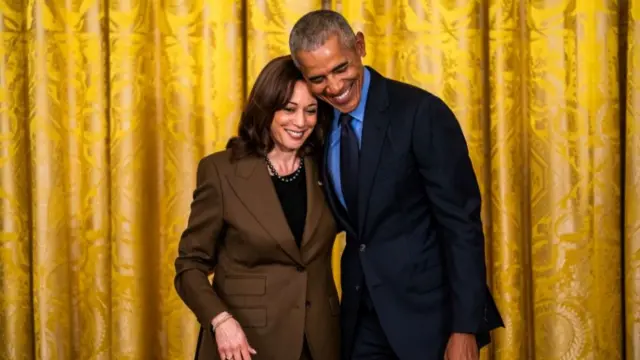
[271, 166, 307, 247]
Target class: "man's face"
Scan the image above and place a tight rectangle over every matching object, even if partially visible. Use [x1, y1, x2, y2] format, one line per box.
[294, 33, 366, 114]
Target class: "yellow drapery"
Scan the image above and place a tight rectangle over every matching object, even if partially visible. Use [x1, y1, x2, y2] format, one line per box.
[0, 0, 638, 359]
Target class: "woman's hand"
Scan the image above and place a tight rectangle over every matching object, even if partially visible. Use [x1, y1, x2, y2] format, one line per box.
[212, 312, 257, 360]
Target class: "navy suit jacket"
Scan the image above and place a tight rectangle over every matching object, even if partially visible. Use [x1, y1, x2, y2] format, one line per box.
[321, 67, 504, 360]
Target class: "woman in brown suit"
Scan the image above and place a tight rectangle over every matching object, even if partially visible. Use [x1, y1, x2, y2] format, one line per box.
[174, 55, 340, 360]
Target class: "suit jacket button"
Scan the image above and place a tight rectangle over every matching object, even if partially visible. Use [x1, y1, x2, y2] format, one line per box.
[305, 301, 311, 308]
[355, 285, 360, 291]
[359, 244, 366, 252]
[296, 265, 305, 272]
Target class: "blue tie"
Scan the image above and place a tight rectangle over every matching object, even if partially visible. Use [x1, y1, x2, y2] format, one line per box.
[339, 113, 359, 226]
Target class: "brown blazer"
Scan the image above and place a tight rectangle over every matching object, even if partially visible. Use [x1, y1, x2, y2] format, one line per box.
[174, 150, 340, 360]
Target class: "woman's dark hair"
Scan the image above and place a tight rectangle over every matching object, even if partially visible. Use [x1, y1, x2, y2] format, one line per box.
[226, 55, 332, 161]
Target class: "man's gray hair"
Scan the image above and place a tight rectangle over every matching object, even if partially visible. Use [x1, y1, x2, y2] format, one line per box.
[289, 10, 356, 62]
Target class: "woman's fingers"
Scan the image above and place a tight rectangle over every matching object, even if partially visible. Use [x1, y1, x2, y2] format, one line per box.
[218, 349, 232, 360]
[214, 318, 258, 360]
[240, 346, 253, 360]
[232, 347, 243, 360]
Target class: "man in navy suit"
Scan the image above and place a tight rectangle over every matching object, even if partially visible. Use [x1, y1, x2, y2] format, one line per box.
[289, 10, 504, 360]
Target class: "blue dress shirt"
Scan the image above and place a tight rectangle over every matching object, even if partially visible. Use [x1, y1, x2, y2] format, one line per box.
[327, 67, 371, 207]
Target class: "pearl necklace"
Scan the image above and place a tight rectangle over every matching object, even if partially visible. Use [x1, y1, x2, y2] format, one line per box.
[265, 156, 304, 183]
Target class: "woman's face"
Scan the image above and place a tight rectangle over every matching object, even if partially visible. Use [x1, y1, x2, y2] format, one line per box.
[271, 81, 318, 153]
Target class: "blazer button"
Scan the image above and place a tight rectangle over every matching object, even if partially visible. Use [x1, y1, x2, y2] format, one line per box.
[355, 285, 360, 291]
[296, 265, 305, 272]
[359, 244, 366, 252]
[305, 301, 311, 308]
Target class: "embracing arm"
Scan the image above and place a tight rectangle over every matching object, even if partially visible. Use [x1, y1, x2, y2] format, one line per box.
[174, 155, 229, 328]
[412, 95, 487, 334]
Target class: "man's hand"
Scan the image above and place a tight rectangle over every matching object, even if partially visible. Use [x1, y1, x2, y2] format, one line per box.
[444, 333, 478, 360]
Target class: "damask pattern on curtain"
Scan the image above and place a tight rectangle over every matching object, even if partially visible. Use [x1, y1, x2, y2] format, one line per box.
[0, 0, 639, 359]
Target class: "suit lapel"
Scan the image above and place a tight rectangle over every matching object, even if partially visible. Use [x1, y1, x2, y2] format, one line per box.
[300, 157, 324, 252]
[226, 157, 302, 265]
[357, 68, 391, 238]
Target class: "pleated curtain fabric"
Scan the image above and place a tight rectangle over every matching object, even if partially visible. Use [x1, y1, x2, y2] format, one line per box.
[0, 0, 639, 359]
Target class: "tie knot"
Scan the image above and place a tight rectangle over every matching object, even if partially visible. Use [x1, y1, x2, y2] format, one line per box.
[339, 113, 352, 126]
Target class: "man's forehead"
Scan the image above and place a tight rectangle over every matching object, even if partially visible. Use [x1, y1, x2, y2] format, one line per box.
[296, 36, 348, 68]
[300, 57, 347, 77]
[297, 52, 350, 77]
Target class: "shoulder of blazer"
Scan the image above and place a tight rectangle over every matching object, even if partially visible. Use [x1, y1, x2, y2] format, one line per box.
[367, 66, 441, 111]
[209, 151, 267, 182]
[202, 148, 232, 164]
[200, 149, 257, 176]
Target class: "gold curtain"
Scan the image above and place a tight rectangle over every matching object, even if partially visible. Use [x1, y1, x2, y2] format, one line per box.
[0, 0, 638, 359]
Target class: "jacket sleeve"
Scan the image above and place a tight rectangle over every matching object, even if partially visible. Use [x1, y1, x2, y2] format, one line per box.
[411, 94, 487, 334]
[174, 155, 228, 328]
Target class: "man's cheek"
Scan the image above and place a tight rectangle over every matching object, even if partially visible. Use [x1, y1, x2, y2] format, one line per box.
[311, 86, 324, 96]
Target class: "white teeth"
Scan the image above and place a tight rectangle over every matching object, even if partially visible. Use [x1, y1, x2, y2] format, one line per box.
[335, 88, 350, 101]
[286, 129, 304, 139]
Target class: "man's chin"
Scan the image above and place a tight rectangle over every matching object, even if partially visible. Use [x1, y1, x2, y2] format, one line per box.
[330, 99, 358, 114]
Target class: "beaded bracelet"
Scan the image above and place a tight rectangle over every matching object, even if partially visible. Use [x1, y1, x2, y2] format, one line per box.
[212, 313, 233, 331]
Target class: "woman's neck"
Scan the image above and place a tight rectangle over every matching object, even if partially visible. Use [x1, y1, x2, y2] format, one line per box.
[267, 149, 300, 176]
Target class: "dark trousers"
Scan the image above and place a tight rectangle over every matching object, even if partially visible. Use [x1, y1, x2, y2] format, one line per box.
[349, 291, 399, 360]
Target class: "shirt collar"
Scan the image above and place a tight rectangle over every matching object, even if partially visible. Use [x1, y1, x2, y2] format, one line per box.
[330, 67, 371, 137]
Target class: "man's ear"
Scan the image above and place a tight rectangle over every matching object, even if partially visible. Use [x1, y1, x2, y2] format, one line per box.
[355, 32, 366, 58]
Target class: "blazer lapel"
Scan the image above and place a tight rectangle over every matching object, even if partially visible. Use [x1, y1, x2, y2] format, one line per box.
[300, 156, 324, 252]
[226, 157, 302, 265]
[357, 68, 391, 238]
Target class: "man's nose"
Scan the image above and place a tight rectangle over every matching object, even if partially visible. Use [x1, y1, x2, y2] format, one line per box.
[326, 77, 343, 96]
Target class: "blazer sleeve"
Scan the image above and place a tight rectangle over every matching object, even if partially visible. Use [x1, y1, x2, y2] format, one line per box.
[411, 94, 487, 334]
[174, 155, 229, 328]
